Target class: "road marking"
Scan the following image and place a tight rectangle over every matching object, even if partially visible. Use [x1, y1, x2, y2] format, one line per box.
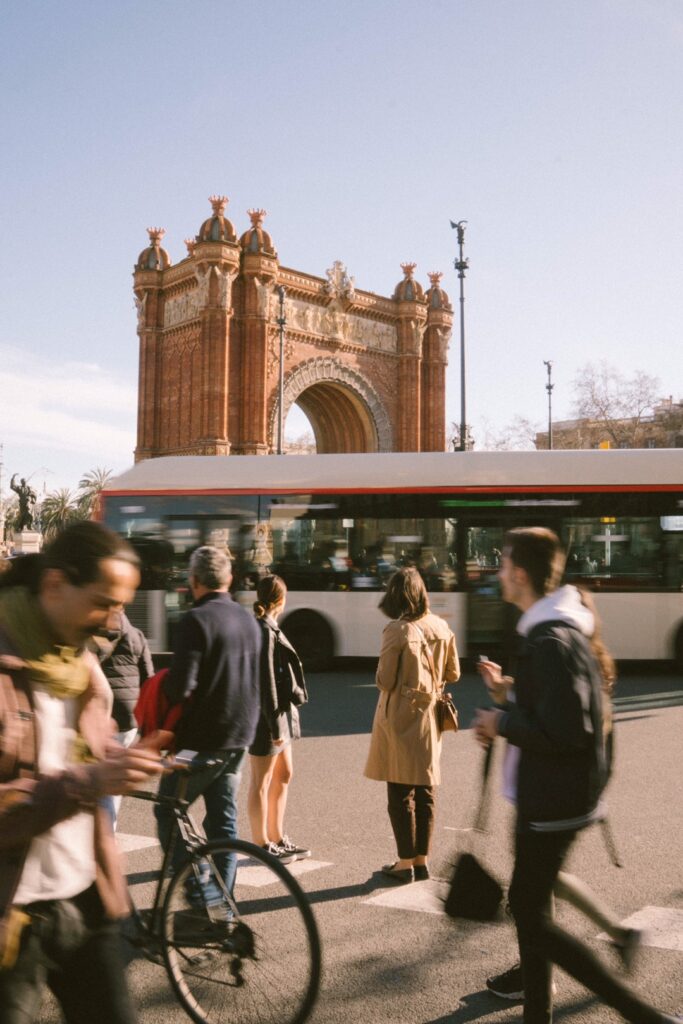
[598, 906, 683, 953]
[116, 832, 159, 853]
[363, 879, 449, 915]
[237, 859, 333, 887]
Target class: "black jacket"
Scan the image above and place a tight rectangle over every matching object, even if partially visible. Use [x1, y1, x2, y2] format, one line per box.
[498, 620, 607, 832]
[257, 616, 308, 741]
[164, 592, 261, 752]
[101, 613, 154, 731]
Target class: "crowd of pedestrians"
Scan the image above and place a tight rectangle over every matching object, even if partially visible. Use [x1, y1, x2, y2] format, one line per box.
[0, 522, 679, 1022]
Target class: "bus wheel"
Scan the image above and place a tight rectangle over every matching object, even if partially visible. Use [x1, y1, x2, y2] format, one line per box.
[674, 624, 683, 674]
[281, 611, 334, 671]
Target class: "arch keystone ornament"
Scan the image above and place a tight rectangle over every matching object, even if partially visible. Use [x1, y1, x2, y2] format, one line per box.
[133, 195, 452, 459]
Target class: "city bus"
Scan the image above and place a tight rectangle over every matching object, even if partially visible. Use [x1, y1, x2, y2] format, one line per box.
[100, 450, 683, 669]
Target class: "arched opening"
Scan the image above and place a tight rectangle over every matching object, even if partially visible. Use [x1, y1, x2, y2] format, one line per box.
[284, 404, 317, 454]
[293, 382, 379, 453]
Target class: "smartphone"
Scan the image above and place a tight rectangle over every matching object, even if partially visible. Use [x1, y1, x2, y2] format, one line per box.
[174, 749, 198, 766]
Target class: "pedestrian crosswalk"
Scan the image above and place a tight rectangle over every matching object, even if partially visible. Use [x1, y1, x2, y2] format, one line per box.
[118, 831, 683, 957]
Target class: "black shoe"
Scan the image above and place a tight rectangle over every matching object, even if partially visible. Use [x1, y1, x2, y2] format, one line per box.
[278, 835, 312, 861]
[381, 862, 414, 883]
[414, 865, 430, 881]
[486, 964, 556, 1000]
[614, 927, 642, 972]
[486, 964, 524, 1000]
[262, 841, 296, 865]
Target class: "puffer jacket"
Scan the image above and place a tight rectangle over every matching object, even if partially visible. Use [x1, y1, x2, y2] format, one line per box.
[101, 613, 154, 731]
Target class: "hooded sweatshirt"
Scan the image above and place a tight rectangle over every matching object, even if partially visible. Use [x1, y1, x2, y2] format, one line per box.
[501, 585, 595, 802]
[497, 585, 606, 831]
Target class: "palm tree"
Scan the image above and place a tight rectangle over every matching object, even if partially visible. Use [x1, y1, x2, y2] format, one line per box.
[77, 467, 113, 519]
[40, 489, 79, 540]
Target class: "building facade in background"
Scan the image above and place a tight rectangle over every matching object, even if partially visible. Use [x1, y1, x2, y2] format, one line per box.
[535, 397, 683, 450]
[133, 196, 452, 460]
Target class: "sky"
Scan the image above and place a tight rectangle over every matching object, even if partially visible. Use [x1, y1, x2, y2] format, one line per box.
[1, 0, 682, 496]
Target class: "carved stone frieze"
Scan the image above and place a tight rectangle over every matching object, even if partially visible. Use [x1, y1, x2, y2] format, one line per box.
[272, 296, 397, 351]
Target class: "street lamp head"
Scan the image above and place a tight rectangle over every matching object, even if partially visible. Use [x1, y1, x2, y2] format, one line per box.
[277, 284, 286, 302]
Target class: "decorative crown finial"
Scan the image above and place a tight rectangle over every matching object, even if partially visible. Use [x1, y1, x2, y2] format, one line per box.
[209, 195, 228, 215]
[184, 238, 197, 256]
[428, 271, 443, 287]
[147, 227, 166, 244]
[401, 262, 417, 278]
[247, 208, 267, 227]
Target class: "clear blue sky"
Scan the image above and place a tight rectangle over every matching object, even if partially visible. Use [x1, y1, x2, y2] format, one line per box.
[1, 0, 681, 494]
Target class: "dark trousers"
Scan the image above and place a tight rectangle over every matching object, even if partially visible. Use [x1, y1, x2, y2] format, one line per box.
[509, 829, 668, 1024]
[0, 885, 135, 1024]
[509, 829, 577, 1023]
[154, 749, 245, 902]
[386, 782, 435, 859]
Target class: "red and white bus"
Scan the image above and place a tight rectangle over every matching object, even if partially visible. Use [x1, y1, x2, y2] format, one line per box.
[101, 450, 683, 667]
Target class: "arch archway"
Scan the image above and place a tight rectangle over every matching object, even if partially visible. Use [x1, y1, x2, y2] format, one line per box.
[270, 357, 393, 453]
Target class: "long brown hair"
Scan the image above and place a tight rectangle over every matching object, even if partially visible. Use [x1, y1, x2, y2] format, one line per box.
[577, 587, 616, 738]
[379, 567, 429, 621]
[253, 574, 287, 619]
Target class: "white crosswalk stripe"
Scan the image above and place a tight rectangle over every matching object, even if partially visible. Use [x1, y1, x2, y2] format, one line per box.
[598, 906, 683, 952]
[363, 878, 449, 915]
[116, 832, 159, 853]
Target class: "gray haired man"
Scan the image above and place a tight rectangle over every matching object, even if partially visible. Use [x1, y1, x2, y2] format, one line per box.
[154, 546, 261, 906]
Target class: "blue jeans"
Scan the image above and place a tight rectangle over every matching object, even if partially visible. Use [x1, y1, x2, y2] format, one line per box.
[154, 749, 245, 905]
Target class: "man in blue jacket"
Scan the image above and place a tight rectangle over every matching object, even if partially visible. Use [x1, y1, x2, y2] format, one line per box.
[155, 546, 261, 906]
[475, 527, 677, 1024]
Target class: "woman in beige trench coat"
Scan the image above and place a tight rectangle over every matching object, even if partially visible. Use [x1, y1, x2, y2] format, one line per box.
[364, 567, 460, 883]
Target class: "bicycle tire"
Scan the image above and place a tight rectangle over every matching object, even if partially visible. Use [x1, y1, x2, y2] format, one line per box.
[161, 838, 321, 1024]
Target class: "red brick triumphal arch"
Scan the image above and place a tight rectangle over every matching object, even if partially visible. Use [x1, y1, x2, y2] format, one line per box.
[133, 196, 453, 459]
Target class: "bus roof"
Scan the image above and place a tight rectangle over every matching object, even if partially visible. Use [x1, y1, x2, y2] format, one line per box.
[104, 450, 683, 495]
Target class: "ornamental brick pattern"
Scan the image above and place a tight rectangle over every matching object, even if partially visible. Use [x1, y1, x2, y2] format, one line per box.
[133, 197, 452, 459]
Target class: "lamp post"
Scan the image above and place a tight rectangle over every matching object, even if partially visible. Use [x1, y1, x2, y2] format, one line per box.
[544, 360, 554, 450]
[450, 220, 470, 450]
[276, 285, 287, 455]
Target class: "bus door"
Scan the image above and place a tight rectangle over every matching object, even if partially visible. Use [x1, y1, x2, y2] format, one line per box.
[459, 521, 508, 664]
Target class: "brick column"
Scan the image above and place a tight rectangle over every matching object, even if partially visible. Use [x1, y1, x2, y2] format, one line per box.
[393, 264, 427, 452]
[421, 273, 453, 451]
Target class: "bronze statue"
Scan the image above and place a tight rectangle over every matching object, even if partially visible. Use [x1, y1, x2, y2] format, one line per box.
[10, 474, 37, 532]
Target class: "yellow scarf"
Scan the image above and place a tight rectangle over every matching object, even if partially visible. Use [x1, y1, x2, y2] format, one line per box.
[0, 587, 91, 698]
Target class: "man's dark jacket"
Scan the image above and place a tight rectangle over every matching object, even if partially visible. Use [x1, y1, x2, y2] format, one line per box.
[101, 613, 154, 731]
[164, 592, 261, 752]
[498, 621, 607, 831]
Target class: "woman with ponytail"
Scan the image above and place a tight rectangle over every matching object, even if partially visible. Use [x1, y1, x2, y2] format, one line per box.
[247, 575, 310, 863]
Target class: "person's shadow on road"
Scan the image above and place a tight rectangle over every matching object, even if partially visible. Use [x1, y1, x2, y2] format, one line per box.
[424, 991, 598, 1022]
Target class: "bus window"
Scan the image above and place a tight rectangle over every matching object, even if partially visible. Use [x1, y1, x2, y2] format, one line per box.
[563, 517, 664, 590]
[264, 502, 457, 592]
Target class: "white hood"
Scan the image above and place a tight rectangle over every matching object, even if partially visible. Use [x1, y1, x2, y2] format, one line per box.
[516, 584, 594, 638]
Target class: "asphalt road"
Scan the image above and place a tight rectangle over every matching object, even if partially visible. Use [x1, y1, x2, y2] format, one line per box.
[39, 667, 683, 1023]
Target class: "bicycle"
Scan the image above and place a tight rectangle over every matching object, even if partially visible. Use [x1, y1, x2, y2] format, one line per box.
[123, 762, 321, 1024]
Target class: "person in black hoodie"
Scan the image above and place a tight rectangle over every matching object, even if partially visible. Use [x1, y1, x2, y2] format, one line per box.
[247, 575, 310, 863]
[475, 527, 677, 1024]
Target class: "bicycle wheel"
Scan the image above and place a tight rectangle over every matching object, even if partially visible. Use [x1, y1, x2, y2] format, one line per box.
[161, 838, 321, 1024]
